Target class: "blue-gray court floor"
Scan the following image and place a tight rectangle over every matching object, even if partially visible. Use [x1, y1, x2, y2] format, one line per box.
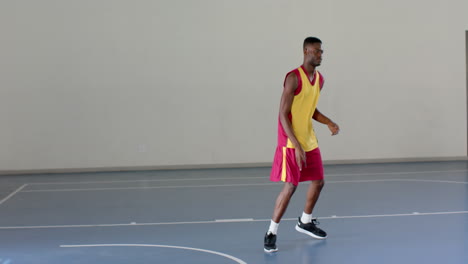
[0, 161, 467, 264]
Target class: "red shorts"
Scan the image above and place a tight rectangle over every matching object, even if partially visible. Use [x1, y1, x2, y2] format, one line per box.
[270, 146, 324, 186]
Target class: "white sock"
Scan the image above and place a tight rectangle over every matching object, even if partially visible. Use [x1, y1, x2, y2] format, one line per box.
[268, 220, 279, 235]
[301, 212, 312, 224]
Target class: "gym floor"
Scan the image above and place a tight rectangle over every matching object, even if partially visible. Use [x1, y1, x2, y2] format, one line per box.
[0, 160, 467, 264]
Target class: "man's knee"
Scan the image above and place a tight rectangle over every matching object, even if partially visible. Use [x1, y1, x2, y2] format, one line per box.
[282, 182, 297, 196]
[313, 179, 325, 190]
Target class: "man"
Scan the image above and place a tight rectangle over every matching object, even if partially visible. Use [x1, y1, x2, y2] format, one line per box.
[264, 37, 340, 253]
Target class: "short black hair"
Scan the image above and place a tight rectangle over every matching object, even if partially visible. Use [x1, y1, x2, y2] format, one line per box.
[303, 37, 322, 49]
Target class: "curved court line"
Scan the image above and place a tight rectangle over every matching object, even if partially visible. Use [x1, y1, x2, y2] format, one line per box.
[21, 178, 468, 192]
[60, 244, 247, 264]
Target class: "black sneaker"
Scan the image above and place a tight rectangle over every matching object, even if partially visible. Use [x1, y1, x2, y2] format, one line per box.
[295, 217, 328, 239]
[264, 232, 278, 253]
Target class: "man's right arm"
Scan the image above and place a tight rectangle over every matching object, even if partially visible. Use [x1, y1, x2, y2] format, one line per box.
[279, 72, 306, 170]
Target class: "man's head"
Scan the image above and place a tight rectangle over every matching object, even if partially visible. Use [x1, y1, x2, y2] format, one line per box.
[303, 37, 323, 67]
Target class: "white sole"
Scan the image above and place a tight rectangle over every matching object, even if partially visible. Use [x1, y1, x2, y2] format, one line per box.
[295, 224, 328, 240]
[264, 248, 278, 253]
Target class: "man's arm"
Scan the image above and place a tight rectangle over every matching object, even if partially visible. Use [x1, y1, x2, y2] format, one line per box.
[279, 73, 306, 170]
[313, 109, 340, 136]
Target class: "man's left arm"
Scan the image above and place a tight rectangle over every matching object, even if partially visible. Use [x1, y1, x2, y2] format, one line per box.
[313, 109, 340, 136]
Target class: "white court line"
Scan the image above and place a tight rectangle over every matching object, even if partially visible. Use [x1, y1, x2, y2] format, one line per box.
[60, 244, 247, 264]
[215, 218, 254, 222]
[20, 179, 468, 193]
[0, 184, 27, 206]
[1, 210, 467, 230]
[22, 182, 278, 192]
[326, 179, 468, 185]
[28, 177, 261, 185]
[25, 169, 468, 186]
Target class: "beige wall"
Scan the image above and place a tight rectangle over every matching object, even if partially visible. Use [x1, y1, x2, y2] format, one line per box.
[1, 0, 467, 171]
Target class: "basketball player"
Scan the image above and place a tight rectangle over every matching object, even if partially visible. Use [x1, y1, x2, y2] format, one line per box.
[264, 37, 340, 253]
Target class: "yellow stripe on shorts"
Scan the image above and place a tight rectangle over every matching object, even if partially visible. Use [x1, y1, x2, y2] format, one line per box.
[281, 147, 287, 182]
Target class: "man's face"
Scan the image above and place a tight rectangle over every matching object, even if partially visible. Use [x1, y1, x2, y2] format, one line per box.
[304, 43, 323, 67]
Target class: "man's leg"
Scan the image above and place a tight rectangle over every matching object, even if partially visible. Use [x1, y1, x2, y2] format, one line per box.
[272, 182, 297, 222]
[264, 182, 297, 253]
[295, 179, 327, 239]
[304, 179, 324, 215]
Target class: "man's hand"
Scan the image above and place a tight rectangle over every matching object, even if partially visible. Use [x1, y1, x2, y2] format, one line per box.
[327, 122, 340, 136]
[295, 147, 306, 171]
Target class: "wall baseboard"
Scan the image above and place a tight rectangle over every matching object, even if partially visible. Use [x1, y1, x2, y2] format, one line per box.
[0, 156, 466, 176]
